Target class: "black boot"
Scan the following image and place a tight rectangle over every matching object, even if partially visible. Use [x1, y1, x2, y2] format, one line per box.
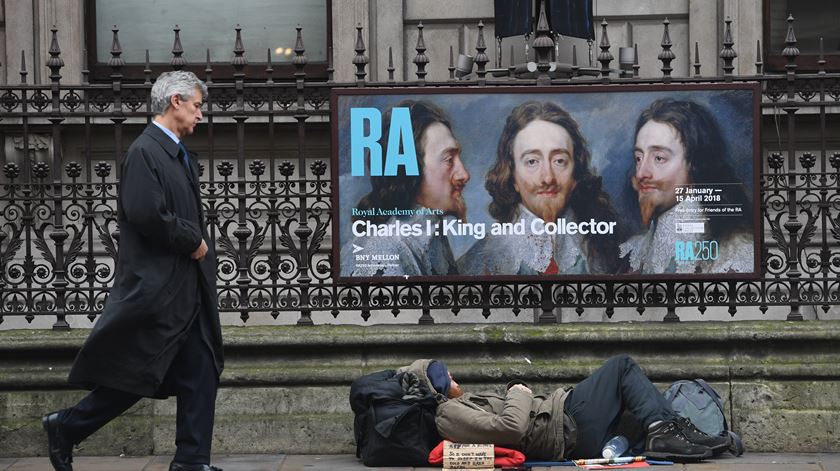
[675, 416, 730, 455]
[169, 462, 223, 471]
[42, 411, 74, 471]
[645, 420, 712, 462]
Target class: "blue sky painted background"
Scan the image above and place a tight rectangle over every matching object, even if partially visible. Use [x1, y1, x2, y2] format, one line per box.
[336, 88, 755, 258]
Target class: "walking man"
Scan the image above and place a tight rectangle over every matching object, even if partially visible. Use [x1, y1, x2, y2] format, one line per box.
[42, 71, 224, 471]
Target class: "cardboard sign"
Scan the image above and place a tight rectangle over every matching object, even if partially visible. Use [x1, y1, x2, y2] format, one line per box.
[442, 441, 495, 469]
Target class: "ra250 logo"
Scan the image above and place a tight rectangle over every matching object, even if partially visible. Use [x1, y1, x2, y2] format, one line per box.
[675, 240, 719, 262]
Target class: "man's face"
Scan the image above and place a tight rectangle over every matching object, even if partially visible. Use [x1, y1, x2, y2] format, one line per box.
[169, 87, 204, 138]
[447, 373, 464, 399]
[632, 120, 691, 226]
[415, 122, 470, 219]
[512, 119, 577, 222]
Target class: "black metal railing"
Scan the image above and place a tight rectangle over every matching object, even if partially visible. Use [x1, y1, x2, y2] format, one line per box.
[1, 14, 838, 328]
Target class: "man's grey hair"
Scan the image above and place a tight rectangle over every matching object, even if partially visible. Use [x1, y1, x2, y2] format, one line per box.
[150, 71, 208, 115]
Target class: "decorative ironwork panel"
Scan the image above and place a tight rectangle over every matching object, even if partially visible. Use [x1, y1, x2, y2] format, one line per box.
[1, 21, 840, 328]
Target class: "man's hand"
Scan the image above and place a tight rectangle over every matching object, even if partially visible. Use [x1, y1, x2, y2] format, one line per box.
[509, 383, 532, 394]
[191, 239, 208, 262]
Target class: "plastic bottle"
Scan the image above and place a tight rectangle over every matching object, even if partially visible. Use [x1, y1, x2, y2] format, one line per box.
[601, 435, 630, 459]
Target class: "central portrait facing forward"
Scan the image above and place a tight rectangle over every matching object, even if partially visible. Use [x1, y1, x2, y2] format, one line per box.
[331, 84, 760, 282]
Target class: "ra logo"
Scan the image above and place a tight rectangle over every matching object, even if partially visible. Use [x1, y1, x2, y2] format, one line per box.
[350, 107, 419, 177]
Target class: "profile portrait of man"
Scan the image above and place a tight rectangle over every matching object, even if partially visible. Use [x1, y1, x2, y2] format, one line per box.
[341, 100, 470, 277]
[620, 98, 754, 274]
[459, 101, 624, 276]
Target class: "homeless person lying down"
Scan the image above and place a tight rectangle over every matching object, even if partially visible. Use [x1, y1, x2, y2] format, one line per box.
[399, 355, 729, 462]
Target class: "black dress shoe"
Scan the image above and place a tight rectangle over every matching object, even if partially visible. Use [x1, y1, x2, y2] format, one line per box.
[42, 411, 73, 471]
[169, 462, 223, 471]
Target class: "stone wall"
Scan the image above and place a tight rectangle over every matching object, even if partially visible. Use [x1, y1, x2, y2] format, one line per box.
[1, 320, 839, 457]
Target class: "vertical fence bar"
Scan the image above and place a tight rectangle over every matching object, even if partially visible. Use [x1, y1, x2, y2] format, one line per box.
[265, 48, 280, 320]
[230, 25, 251, 323]
[82, 45, 96, 323]
[782, 15, 803, 320]
[292, 26, 313, 326]
[17, 50, 36, 322]
[817, 38, 830, 315]
[47, 27, 69, 330]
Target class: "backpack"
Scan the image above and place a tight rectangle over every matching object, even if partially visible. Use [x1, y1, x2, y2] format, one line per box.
[663, 379, 744, 456]
[349, 369, 442, 467]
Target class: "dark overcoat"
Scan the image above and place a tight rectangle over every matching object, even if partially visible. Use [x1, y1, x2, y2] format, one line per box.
[68, 123, 223, 398]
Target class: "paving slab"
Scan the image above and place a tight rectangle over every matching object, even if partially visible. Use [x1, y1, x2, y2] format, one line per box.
[134, 454, 286, 471]
[213, 454, 285, 471]
[6, 456, 153, 471]
[140, 455, 172, 471]
[278, 454, 412, 471]
[818, 454, 840, 471]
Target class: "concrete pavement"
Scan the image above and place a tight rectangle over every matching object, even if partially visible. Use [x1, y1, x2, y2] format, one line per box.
[1, 454, 839, 471]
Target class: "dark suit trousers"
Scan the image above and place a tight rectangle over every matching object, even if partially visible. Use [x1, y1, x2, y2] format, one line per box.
[563, 354, 677, 458]
[59, 311, 218, 464]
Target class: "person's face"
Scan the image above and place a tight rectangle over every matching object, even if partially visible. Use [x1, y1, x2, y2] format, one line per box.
[512, 119, 577, 221]
[632, 120, 691, 226]
[447, 372, 464, 399]
[415, 122, 470, 219]
[169, 87, 204, 138]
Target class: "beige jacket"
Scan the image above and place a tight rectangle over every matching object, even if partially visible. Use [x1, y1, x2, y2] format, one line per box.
[399, 359, 576, 461]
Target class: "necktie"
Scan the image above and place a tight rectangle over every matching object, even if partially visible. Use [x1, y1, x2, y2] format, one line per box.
[178, 142, 191, 175]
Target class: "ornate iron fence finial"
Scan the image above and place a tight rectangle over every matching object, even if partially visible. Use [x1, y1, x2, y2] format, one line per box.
[109, 26, 125, 77]
[144, 49, 152, 84]
[533, 0, 554, 85]
[598, 19, 613, 82]
[633, 43, 640, 77]
[720, 17, 737, 79]
[171, 25, 186, 70]
[475, 21, 489, 84]
[204, 48, 213, 84]
[388, 46, 396, 83]
[353, 24, 368, 85]
[265, 48, 274, 83]
[818, 36, 826, 74]
[47, 26, 64, 83]
[658, 18, 675, 82]
[782, 14, 799, 76]
[413, 22, 429, 84]
[447, 45, 455, 81]
[232, 24, 248, 71]
[293, 24, 307, 79]
[20, 50, 27, 84]
[693, 41, 701, 76]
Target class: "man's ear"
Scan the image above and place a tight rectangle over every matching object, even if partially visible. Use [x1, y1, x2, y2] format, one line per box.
[170, 94, 181, 109]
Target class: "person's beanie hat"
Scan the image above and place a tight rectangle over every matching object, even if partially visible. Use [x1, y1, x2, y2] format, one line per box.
[426, 360, 451, 396]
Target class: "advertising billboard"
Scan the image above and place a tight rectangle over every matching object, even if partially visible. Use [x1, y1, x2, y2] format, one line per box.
[331, 83, 761, 282]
